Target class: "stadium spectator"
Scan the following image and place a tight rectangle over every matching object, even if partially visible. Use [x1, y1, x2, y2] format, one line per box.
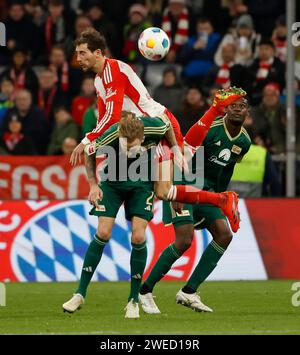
[161, 0, 193, 63]
[0, 1, 38, 65]
[82, 100, 97, 138]
[153, 67, 185, 113]
[47, 107, 80, 155]
[38, 68, 70, 126]
[122, 4, 152, 63]
[38, 0, 75, 64]
[71, 75, 96, 127]
[214, 14, 261, 67]
[0, 115, 36, 155]
[49, 45, 82, 97]
[62, 137, 78, 155]
[179, 17, 220, 86]
[1, 89, 49, 154]
[202, 43, 250, 96]
[174, 87, 207, 136]
[0, 78, 15, 129]
[0, 48, 39, 103]
[86, 3, 120, 58]
[247, 38, 285, 105]
[251, 83, 286, 153]
[272, 15, 287, 63]
[244, 0, 284, 37]
[144, 0, 164, 27]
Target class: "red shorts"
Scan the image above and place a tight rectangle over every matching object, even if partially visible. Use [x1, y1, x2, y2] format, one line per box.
[155, 109, 183, 162]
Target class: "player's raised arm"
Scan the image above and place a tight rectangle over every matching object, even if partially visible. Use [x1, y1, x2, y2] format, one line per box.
[185, 87, 247, 151]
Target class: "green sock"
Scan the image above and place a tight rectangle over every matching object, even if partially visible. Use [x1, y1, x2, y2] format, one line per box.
[143, 243, 182, 292]
[76, 234, 108, 298]
[128, 241, 147, 303]
[185, 240, 226, 292]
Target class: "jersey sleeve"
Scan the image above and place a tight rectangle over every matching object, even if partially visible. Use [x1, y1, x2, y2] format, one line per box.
[84, 123, 119, 156]
[142, 116, 170, 142]
[83, 64, 126, 144]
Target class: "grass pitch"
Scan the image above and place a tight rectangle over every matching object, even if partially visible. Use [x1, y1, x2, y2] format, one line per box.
[0, 280, 299, 335]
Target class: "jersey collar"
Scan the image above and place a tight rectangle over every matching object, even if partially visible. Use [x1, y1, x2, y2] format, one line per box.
[223, 115, 243, 141]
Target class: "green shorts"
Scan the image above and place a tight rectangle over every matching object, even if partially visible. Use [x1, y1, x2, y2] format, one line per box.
[162, 201, 226, 229]
[89, 181, 155, 222]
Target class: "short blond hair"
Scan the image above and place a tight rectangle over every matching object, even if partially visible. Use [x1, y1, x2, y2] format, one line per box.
[119, 111, 144, 141]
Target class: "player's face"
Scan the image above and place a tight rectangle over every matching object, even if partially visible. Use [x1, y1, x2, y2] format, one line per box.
[76, 43, 98, 71]
[225, 98, 249, 126]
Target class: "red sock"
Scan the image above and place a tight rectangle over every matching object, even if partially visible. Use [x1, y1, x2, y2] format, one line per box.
[184, 106, 219, 148]
[172, 185, 223, 207]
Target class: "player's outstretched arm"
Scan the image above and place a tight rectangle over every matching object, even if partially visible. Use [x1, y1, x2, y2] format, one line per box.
[185, 87, 247, 150]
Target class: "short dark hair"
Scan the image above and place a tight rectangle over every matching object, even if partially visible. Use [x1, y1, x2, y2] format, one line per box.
[74, 28, 107, 53]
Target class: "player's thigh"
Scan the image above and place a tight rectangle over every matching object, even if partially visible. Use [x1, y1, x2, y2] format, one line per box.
[131, 216, 148, 244]
[97, 217, 115, 241]
[154, 158, 174, 199]
[124, 185, 155, 223]
[194, 205, 232, 247]
[90, 182, 123, 217]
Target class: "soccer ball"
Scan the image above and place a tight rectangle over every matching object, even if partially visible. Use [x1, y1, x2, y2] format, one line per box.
[138, 27, 170, 61]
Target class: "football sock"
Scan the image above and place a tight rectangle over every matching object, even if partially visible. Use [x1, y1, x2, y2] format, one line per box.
[76, 234, 108, 298]
[128, 241, 147, 303]
[185, 106, 219, 148]
[141, 243, 182, 293]
[167, 185, 224, 207]
[184, 240, 226, 292]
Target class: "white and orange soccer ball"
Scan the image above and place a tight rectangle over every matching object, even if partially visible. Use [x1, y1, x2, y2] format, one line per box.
[138, 27, 170, 61]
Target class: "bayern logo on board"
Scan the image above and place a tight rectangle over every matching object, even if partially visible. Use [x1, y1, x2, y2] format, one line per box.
[10, 201, 155, 282]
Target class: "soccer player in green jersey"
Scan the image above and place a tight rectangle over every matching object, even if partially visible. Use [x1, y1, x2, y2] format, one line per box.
[139, 96, 251, 314]
[62, 109, 240, 318]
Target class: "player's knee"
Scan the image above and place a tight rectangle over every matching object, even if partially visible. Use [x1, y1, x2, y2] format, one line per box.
[175, 239, 192, 254]
[174, 228, 194, 254]
[131, 232, 146, 245]
[213, 230, 232, 249]
[96, 226, 111, 241]
[154, 182, 172, 200]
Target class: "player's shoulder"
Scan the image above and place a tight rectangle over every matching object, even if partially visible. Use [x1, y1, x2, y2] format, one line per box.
[210, 116, 224, 128]
[241, 126, 252, 145]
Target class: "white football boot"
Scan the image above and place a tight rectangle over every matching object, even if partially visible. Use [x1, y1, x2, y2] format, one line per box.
[176, 289, 213, 312]
[124, 299, 140, 319]
[62, 293, 84, 313]
[139, 293, 161, 314]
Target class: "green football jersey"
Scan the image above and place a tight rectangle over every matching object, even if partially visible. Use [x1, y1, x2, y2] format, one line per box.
[191, 116, 251, 192]
[93, 116, 170, 183]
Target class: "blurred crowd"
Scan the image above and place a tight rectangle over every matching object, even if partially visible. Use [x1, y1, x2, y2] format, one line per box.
[0, 0, 299, 195]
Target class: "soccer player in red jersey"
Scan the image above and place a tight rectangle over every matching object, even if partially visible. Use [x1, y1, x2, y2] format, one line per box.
[70, 29, 244, 231]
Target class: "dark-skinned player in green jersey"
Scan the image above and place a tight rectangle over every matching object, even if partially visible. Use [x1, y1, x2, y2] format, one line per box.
[139, 94, 251, 314]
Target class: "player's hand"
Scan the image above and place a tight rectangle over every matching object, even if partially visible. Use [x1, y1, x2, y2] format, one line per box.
[212, 87, 247, 114]
[173, 145, 189, 173]
[88, 184, 103, 209]
[171, 201, 184, 214]
[70, 142, 85, 166]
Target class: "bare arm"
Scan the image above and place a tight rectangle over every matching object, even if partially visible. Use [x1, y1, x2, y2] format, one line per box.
[84, 153, 103, 206]
[84, 153, 97, 187]
[164, 123, 178, 148]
